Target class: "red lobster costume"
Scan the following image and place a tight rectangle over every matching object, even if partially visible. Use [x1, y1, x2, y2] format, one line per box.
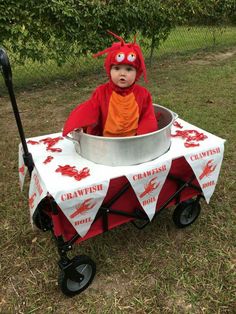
[63, 32, 158, 137]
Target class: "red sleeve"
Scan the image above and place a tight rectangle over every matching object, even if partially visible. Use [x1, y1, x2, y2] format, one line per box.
[62, 88, 100, 136]
[136, 87, 158, 135]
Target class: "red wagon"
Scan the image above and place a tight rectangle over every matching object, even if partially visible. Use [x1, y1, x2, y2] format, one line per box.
[1, 48, 225, 297]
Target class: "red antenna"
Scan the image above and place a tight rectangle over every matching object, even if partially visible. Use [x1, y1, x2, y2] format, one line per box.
[107, 30, 125, 46]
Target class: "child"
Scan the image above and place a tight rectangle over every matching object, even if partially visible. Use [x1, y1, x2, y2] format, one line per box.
[62, 31, 158, 137]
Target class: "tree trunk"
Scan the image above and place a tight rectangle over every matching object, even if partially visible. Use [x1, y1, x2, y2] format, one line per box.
[149, 33, 156, 66]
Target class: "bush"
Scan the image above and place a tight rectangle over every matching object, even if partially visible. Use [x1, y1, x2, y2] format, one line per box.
[0, 0, 235, 65]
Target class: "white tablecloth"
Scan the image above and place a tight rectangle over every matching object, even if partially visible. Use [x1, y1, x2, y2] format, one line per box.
[19, 118, 225, 237]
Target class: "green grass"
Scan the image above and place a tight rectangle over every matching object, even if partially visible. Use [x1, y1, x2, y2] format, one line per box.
[158, 26, 236, 56]
[0, 46, 235, 313]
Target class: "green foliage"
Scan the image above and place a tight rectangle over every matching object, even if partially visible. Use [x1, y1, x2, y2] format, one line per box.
[0, 0, 180, 64]
[133, 0, 182, 62]
[182, 0, 236, 45]
[0, 0, 108, 63]
[0, 0, 235, 65]
[177, 0, 235, 27]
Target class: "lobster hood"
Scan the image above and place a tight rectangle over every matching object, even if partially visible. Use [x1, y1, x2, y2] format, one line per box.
[93, 31, 147, 82]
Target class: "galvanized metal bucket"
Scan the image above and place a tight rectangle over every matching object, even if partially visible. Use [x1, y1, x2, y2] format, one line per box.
[66, 104, 177, 166]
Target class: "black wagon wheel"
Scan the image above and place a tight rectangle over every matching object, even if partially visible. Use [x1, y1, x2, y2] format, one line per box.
[59, 255, 96, 297]
[173, 199, 201, 228]
[33, 209, 52, 231]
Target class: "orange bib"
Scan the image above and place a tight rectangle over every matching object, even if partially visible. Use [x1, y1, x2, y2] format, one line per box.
[103, 91, 139, 137]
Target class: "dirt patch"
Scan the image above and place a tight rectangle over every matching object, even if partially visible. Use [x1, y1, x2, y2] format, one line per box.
[89, 273, 133, 296]
[89, 272, 157, 297]
[188, 48, 236, 65]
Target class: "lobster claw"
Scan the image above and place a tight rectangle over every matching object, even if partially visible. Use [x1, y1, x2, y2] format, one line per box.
[149, 177, 159, 190]
[207, 159, 217, 172]
[84, 198, 96, 210]
[69, 198, 96, 218]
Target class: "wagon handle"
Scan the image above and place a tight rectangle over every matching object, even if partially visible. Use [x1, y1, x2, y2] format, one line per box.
[0, 48, 34, 174]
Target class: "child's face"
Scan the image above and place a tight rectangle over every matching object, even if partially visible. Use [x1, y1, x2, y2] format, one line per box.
[110, 64, 137, 88]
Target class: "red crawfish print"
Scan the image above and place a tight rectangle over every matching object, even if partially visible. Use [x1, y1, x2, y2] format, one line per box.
[70, 198, 96, 219]
[43, 156, 54, 164]
[56, 165, 90, 181]
[40, 136, 64, 152]
[139, 177, 160, 198]
[29, 193, 37, 209]
[199, 159, 217, 180]
[19, 165, 25, 174]
[27, 140, 40, 145]
[171, 129, 207, 148]
[27, 136, 64, 152]
[173, 121, 183, 129]
[184, 142, 200, 148]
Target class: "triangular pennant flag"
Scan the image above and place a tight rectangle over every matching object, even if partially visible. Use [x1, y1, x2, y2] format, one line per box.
[54, 181, 109, 237]
[126, 160, 172, 221]
[29, 168, 48, 222]
[18, 143, 27, 191]
[185, 142, 225, 203]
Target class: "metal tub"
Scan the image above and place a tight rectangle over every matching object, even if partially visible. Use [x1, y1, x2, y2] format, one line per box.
[67, 104, 176, 166]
